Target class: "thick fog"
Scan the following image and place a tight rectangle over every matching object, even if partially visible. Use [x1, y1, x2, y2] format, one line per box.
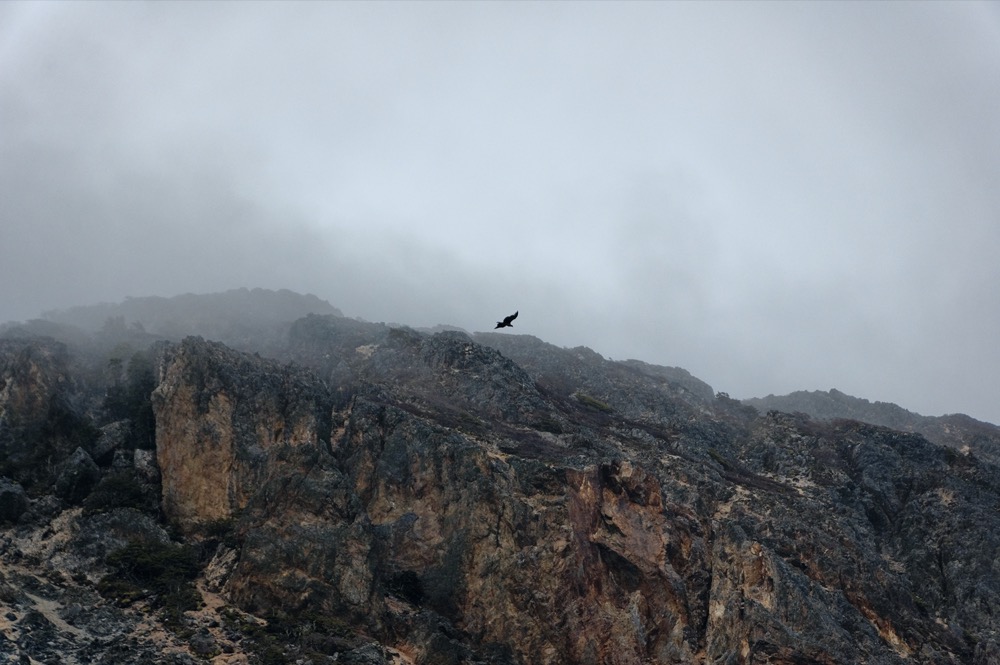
[2, 2, 999, 424]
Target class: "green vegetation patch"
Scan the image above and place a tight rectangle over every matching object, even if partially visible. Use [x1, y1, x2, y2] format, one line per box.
[575, 392, 613, 413]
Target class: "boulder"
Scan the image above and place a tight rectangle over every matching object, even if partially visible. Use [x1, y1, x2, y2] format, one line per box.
[54, 447, 100, 504]
[90, 420, 131, 464]
[0, 477, 28, 524]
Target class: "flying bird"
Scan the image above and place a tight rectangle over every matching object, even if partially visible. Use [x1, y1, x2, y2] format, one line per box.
[495, 311, 518, 329]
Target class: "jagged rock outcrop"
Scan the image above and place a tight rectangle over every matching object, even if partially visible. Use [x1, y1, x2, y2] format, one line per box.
[148, 323, 1000, 664]
[0, 338, 95, 493]
[3, 300, 1000, 664]
[53, 447, 100, 504]
[473, 332, 716, 424]
[0, 339, 68, 429]
[152, 336, 334, 532]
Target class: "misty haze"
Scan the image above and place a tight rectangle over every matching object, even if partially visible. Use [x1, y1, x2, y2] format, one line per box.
[2, 2, 999, 424]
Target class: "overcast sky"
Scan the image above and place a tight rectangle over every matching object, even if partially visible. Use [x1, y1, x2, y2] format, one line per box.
[2, 1, 999, 423]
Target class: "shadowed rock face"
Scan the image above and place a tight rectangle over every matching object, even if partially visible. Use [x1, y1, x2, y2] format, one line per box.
[0, 338, 96, 492]
[3, 308, 1000, 664]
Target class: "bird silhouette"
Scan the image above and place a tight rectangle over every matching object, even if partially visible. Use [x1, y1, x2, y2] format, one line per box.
[494, 311, 518, 329]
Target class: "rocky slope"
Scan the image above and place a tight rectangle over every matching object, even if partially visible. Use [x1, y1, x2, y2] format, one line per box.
[1, 298, 999, 664]
[744, 389, 1000, 467]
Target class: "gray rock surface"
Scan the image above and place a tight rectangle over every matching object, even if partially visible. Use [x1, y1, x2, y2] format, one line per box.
[53, 448, 99, 504]
[1, 299, 998, 664]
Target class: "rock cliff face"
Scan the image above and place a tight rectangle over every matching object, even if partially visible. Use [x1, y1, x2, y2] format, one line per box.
[0, 338, 95, 493]
[153, 338, 333, 531]
[2, 304, 1000, 664]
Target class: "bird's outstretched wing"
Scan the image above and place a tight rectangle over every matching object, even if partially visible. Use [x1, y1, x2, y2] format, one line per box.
[494, 310, 519, 328]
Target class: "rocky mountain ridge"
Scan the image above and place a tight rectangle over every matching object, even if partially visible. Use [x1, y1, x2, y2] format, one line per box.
[744, 389, 1000, 467]
[1, 291, 998, 664]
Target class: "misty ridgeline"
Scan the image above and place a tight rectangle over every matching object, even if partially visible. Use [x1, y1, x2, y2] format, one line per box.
[1, 288, 999, 664]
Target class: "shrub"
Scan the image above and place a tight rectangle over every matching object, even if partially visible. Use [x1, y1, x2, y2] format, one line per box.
[575, 393, 613, 413]
[99, 538, 201, 617]
[83, 472, 151, 514]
